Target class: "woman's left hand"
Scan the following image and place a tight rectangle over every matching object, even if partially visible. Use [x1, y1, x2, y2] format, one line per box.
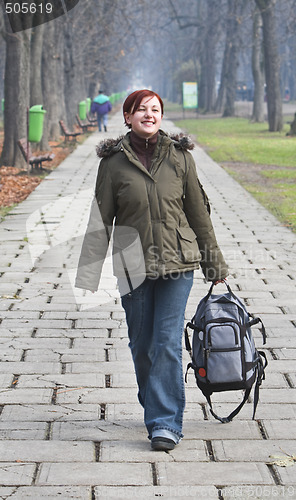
[213, 278, 227, 286]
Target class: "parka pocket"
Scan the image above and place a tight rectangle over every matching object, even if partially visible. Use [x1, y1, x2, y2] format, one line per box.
[176, 227, 201, 263]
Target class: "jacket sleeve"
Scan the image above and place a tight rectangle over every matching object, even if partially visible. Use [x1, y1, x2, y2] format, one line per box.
[183, 152, 228, 281]
[75, 159, 116, 291]
[91, 101, 99, 114]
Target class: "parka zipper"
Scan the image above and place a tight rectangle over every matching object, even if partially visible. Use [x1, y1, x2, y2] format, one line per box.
[145, 139, 149, 170]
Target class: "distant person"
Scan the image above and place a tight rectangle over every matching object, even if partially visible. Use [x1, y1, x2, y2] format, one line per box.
[76, 89, 228, 452]
[91, 90, 112, 132]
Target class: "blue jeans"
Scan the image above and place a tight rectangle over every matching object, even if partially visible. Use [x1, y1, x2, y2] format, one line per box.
[97, 113, 108, 131]
[119, 272, 193, 442]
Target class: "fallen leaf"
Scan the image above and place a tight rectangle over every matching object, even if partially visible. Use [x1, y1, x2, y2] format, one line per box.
[269, 454, 296, 467]
[0, 294, 22, 300]
[0, 138, 80, 209]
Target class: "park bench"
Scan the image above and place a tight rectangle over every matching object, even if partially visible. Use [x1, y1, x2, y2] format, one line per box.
[75, 114, 97, 132]
[286, 112, 296, 136]
[86, 112, 97, 124]
[17, 138, 55, 170]
[59, 120, 82, 142]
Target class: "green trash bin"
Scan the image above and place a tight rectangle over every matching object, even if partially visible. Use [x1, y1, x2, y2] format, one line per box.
[79, 101, 87, 120]
[86, 98, 91, 113]
[28, 105, 46, 142]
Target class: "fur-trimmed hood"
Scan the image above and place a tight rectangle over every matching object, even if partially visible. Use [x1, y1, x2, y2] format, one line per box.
[96, 131, 194, 158]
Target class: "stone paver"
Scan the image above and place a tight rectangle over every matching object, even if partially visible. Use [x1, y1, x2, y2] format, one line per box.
[0, 486, 92, 500]
[0, 112, 295, 497]
[0, 440, 94, 462]
[157, 462, 273, 485]
[36, 462, 152, 486]
[0, 463, 36, 485]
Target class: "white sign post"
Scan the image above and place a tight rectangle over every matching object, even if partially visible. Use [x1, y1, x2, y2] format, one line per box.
[182, 82, 198, 117]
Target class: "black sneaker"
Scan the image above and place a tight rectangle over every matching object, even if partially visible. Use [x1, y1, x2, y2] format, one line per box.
[151, 437, 176, 451]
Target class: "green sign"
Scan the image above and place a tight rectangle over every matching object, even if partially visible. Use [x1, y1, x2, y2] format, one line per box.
[183, 82, 198, 109]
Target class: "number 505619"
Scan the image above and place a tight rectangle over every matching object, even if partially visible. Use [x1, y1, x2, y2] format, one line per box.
[5, 2, 53, 15]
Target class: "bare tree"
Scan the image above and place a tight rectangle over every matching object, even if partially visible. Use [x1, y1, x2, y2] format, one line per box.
[199, 0, 223, 112]
[30, 19, 44, 107]
[41, 17, 66, 147]
[165, 0, 218, 109]
[251, 6, 265, 122]
[0, 10, 32, 167]
[255, 0, 283, 131]
[276, 0, 296, 101]
[216, 0, 248, 117]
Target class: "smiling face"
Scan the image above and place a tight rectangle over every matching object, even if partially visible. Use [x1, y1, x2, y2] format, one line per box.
[124, 96, 163, 139]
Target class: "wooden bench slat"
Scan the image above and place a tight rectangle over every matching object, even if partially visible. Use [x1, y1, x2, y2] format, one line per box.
[75, 115, 96, 132]
[59, 120, 82, 142]
[17, 138, 55, 169]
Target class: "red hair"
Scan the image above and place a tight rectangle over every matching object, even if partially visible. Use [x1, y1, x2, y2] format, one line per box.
[123, 89, 164, 128]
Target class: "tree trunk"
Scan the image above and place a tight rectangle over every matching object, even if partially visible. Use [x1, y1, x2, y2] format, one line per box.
[251, 6, 265, 122]
[252, 8, 264, 122]
[63, 18, 86, 128]
[1, 23, 31, 167]
[286, 112, 296, 136]
[41, 18, 65, 147]
[195, 0, 219, 113]
[204, 36, 218, 112]
[29, 22, 45, 151]
[30, 24, 44, 107]
[205, 0, 221, 111]
[255, 0, 283, 131]
[222, 0, 247, 117]
[215, 53, 227, 114]
[215, 0, 236, 114]
[199, 33, 217, 112]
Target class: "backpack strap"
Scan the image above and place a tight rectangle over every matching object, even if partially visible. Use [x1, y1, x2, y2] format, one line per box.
[205, 388, 252, 424]
[204, 279, 235, 302]
[184, 320, 197, 356]
[252, 350, 268, 419]
[247, 316, 267, 344]
[204, 350, 268, 423]
[185, 362, 195, 383]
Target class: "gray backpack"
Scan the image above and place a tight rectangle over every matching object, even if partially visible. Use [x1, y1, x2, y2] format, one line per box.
[185, 281, 267, 423]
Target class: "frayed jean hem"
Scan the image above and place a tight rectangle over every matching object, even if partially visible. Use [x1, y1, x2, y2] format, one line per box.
[149, 426, 184, 443]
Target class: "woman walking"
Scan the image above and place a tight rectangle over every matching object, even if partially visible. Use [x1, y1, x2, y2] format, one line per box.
[75, 89, 228, 451]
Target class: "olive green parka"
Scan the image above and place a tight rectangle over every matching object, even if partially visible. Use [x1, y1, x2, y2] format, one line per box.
[75, 130, 228, 292]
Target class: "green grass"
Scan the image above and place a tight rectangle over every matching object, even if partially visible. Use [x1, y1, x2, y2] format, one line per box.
[261, 169, 296, 180]
[247, 184, 296, 231]
[163, 101, 183, 113]
[174, 116, 296, 232]
[177, 117, 295, 166]
[0, 204, 17, 221]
